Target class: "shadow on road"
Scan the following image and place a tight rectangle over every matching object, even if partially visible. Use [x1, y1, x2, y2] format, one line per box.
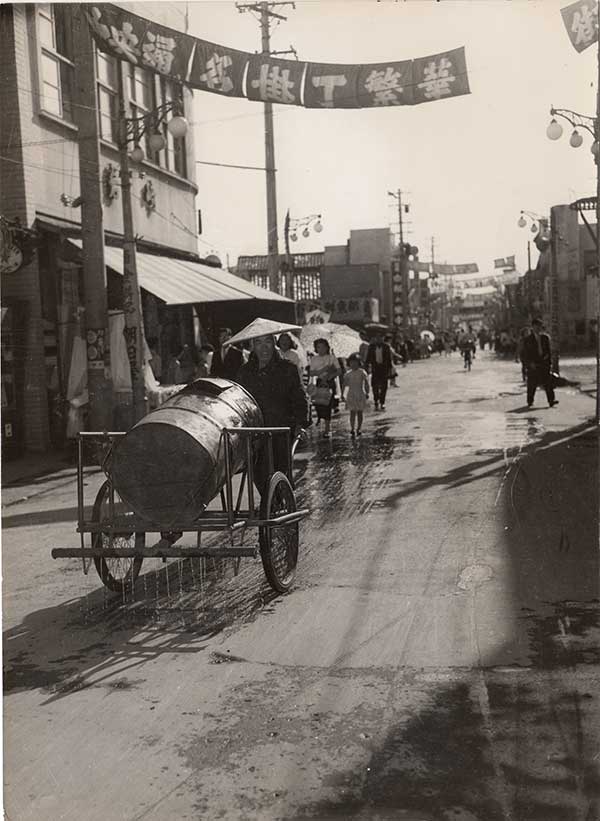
[3, 552, 280, 704]
[288, 422, 600, 821]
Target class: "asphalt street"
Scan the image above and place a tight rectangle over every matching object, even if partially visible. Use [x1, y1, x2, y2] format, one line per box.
[3, 351, 599, 821]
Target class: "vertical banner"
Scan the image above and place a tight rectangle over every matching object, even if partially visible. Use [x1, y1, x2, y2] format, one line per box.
[303, 63, 360, 108]
[84, 5, 195, 82]
[412, 47, 470, 105]
[189, 40, 248, 98]
[560, 0, 598, 52]
[357, 60, 414, 107]
[246, 56, 306, 106]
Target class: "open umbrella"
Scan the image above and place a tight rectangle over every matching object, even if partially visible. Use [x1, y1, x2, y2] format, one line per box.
[420, 330, 435, 341]
[223, 318, 301, 348]
[300, 322, 362, 359]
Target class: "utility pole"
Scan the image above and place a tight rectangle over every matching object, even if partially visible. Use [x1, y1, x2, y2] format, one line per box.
[116, 61, 147, 425]
[72, 13, 113, 430]
[237, 1, 295, 294]
[549, 210, 560, 374]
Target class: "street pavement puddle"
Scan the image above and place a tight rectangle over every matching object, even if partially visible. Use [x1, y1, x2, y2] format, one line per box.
[408, 413, 546, 459]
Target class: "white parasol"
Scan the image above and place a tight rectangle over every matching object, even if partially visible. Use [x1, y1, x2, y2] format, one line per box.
[300, 322, 362, 359]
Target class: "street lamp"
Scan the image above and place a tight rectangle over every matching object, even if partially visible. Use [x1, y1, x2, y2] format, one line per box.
[518, 209, 559, 372]
[116, 65, 189, 424]
[546, 105, 600, 423]
[283, 211, 323, 300]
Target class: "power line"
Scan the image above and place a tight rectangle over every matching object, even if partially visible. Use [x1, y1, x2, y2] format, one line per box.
[196, 159, 274, 171]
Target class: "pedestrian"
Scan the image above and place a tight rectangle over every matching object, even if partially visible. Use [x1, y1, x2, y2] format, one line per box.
[277, 332, 304, 378]
[358, 334, 370, 367]
[342, 353, 369, 437]
[308, 338, 341, 438]
[210, 328, 244, 380]
[365, 332, 393, 411]
[236, 332, 311, 494]
[521, 318, 558, 408]
[517, 327, 529, 382]
[385, 335, 399, 387]
[174, 343, 197, 383]
[148, 339, 162, 383]
[195, 344, 214, 378]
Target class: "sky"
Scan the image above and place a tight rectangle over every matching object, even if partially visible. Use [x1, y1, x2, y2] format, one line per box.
[174, 0, 598, 275]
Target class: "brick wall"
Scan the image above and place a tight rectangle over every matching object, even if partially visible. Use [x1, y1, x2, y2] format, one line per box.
[1, 5, 49, 451]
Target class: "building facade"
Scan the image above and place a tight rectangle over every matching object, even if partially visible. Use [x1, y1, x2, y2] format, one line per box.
[237, 227, 393, 327]
[1, 2, 198, 457]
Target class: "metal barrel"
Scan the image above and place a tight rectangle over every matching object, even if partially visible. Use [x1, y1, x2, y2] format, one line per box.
[109, 379, 263, 526]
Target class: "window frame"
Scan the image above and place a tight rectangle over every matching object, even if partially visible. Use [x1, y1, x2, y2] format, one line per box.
[96, 50, 119, 144]
[36, 4, 75, 123]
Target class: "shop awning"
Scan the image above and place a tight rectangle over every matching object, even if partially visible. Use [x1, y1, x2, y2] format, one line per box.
[68, 241, 291, 306]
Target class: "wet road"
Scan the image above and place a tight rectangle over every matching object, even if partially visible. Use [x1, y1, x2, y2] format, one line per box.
[3, 351, 599, 821]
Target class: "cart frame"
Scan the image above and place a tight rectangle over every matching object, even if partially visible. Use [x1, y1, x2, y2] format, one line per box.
[51, 426, 308, 593]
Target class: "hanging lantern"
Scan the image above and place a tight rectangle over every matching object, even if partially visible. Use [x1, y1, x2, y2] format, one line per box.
[313, 220, 323, 233]
[167, 116, 189, 139]
[130, 144, 145, 163]
[517, 215, 527, 228]
[290, 232, 298, 242]
[149, 132, 166, 152]
[302, 227, 310, 238]
[569, 129, 583, 148]
[546, 119, 563, 141]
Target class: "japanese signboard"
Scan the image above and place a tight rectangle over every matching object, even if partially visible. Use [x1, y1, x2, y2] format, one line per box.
[561, 0, 598, 52]
[413, 48, 470, 105]
[84, 4, 195, 81]
[304, 63, 360, 109]
[357, 60, 413, 107]
[246, 56, 306, 106]
[86, 5, 470, 109]
[189, 40, 248, 98]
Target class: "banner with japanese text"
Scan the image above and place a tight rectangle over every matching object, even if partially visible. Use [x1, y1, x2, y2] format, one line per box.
[84, 5, 470, 108]
[189, 40, 248, 98]
[494, 255, 515, 270]
[246, 56, 306, 106]
[433, 263, 479, 276]
[304, 63, 360, 108]
[84, 4, 196, 82]
[560, 0, 598, 52]
[357, 60, 414, 107]
[412, 47, 470, 105]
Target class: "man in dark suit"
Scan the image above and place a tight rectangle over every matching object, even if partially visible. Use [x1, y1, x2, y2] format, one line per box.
[366, 333, 393, 410]
[210, 328, 244, 380]
[522, 318, 557, 407]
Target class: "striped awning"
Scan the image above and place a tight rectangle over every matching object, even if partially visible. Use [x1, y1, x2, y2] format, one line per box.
[69, 241, 292, 306]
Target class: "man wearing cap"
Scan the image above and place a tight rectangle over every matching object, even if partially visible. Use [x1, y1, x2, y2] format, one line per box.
[522, 318, 558, 408]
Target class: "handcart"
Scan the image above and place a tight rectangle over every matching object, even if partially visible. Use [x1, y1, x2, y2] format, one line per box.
[51, 425, 308, 595]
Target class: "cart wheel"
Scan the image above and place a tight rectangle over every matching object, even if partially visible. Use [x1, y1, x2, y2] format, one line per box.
[92, 480, 144, 594]
[259, 472, 299, 594]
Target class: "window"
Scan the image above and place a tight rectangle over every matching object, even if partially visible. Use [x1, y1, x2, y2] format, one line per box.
[160, 79, 187, 177]
[38, 4, 74, 122]
[95, 51, 119, 143]
[128, 66, 157, 161]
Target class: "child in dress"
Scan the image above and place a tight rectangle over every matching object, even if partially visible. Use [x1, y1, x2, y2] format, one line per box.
[342, 353, 369, 437]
